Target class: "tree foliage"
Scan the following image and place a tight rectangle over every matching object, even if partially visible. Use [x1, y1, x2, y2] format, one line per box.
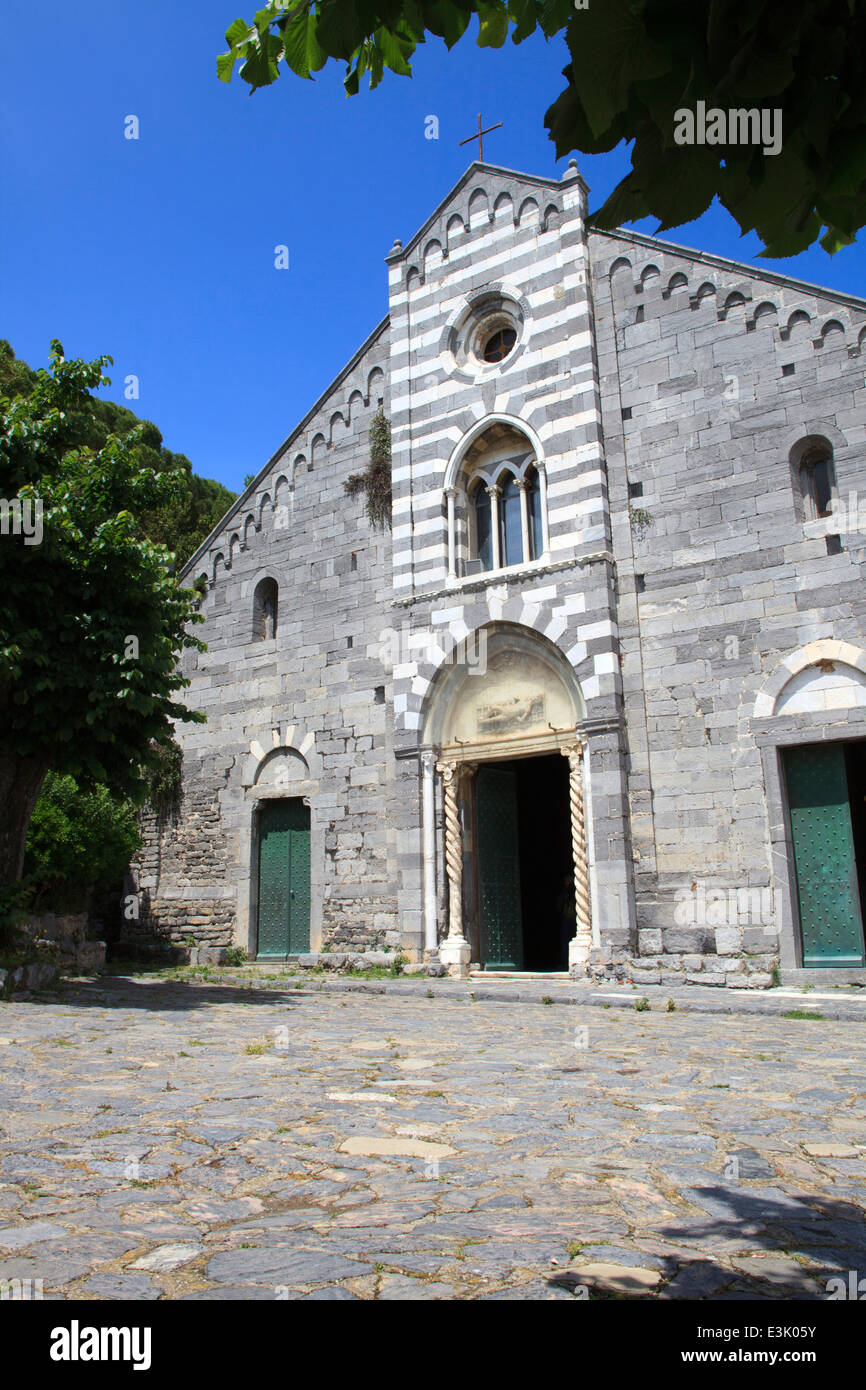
[0, 342, 236, 567]
[23, 774, 142, 913]
[0, 341, 207, 887]
[219, 0, 866, 257]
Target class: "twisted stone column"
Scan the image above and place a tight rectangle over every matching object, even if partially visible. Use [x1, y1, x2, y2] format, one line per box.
[562, 741, 592, 976]
[435, 758, 471, 977]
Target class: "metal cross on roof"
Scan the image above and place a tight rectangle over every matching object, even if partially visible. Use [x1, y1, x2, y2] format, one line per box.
[459, 112, 503, 163]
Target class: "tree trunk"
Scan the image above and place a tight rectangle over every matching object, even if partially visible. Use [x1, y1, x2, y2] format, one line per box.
[0, 754, 48, 889]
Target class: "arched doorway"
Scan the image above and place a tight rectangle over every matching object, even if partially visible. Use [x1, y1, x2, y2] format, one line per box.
[421, 624, 591, 975]
[247, 745, 315, 961]
[255, 799, 311, 959]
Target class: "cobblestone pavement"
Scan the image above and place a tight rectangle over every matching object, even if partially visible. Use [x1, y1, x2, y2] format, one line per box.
[1, 974, 865, 1301]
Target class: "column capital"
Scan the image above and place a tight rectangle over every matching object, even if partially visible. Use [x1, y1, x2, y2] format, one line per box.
[421, 748, 438, 775]
[485, 483, 501, 499]
[436, 757, 475, 785]
[561, 738, 587, 767]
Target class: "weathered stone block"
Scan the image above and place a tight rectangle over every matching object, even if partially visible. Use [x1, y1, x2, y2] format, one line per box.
[715, 927, 742, 955]
[662, 930, 715, 954]
[738, 972, 774, 989]
[638, 929, 662, 955]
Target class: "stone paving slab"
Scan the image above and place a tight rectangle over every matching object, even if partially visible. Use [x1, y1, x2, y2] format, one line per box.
[95, 963, 866, 1021]
[0, 974, 864, 1300]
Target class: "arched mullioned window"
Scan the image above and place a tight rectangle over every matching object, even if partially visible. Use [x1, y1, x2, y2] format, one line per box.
[252, 577, 278, 641]
[447, 419, 547, 578]
[468, 461, 544, 573]
[446, 422, 549, 580]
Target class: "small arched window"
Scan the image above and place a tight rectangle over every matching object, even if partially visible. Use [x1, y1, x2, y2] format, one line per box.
[252, 577, 278, 641]
[792, 438, 835, 521]
[472, 482, 493, 571]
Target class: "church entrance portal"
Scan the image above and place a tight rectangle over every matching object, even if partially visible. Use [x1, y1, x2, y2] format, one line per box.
[474, 753, 574, 972]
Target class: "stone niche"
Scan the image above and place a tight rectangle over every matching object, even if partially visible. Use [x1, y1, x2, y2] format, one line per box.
[425, 624, 585, 752]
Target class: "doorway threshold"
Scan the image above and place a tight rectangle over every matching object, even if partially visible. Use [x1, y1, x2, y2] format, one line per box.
[469, 970, 571, 981]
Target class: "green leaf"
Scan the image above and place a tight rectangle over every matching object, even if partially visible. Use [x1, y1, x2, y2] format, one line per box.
[315, 0, 370, 60]
[239, 27, 285, 87]
[376, 24, 415, 75]
[820, 224, 857, 254]
[225, 16, 253, 46]
[508, 0, 539, 44]
[588, 175, 651, 233]
[423, 0, 473, 47]
[476, 0, 509, 48]
[565, 0, 671, 139]
[217, 51, 239, 82]
[282, 6, 327, 78]
[536, 0, 573, 40]
[648, 150, 720, 231]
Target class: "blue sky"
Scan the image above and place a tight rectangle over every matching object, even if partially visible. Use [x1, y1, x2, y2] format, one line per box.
[3, 1, 864, 492]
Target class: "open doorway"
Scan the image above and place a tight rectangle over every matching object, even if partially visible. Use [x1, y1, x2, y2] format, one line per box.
[474, 753, 574, 971]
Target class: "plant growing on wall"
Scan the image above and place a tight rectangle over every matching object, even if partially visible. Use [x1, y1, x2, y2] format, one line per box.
[344, 406, 392, 529]
[144, 738, 184, 819]
[629, 506, 654, 541]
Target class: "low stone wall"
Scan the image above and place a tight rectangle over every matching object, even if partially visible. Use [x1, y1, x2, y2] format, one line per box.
[0, 962, 61, 997]
[17, 913, 106, 976]
[296, 951, 399, 970]
[587, 948, 777, 989]
[121, 894, 235, 957]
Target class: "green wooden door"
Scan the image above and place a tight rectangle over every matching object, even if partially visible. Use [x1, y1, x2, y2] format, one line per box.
[784, 744, 866, 967]
[257, 800, 311, 959]
[476, 765, 524, 971]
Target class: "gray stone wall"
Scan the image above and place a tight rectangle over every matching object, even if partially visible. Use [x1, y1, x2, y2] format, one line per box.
[133, 322, 402, 957]
[591, 229, 866, 983]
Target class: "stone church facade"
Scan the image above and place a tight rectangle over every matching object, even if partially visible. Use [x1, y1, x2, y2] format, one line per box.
[132, 161, 866, 988]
